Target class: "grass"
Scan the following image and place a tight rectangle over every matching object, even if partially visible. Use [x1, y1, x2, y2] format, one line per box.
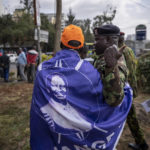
[0, 82, 33, 150]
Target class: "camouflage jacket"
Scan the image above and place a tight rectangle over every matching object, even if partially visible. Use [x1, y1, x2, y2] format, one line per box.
[120, 44, 138, 98]
[137, 51, 150, 92]
[94, 53, 128, 106]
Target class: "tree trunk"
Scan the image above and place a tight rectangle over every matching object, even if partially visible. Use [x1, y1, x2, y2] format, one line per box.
[53, 0, 62, 54]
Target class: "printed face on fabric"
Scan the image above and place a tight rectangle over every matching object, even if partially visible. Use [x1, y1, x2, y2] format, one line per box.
[51, 75, 67, 100]
[46, 73, 68, 105]
[41, 72, 93, 138]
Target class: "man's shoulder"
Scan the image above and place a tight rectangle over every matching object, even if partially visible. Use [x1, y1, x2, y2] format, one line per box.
[124, 46, 134, 55]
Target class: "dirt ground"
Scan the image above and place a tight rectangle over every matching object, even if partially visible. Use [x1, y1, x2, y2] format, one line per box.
[0, 82, 150, 150]
[117, 92, 150, 150]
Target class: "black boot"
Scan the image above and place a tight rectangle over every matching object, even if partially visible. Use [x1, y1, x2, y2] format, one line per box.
[139, 143, 149, 150]
[128, 143, 149, 150]
[128, 143, 140, 150]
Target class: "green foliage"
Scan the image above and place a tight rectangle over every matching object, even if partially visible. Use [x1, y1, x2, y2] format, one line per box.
[0, 13, 55, 51]
[84, 29, 94, 43]
[15, 13, 34, 44]
[80, 19, 94, 43]
[65, 9, 94, 43]
[65, 8, 75, 25]
[0, 13, 34, 46]
[41, 53, 53, 62]
[137, 52, 150, 92]
[0, 14, 15, 46]
[65, 8, 80, 25]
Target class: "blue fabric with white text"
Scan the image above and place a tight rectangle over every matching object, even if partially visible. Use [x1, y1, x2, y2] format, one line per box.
[30, 49, 132, 150]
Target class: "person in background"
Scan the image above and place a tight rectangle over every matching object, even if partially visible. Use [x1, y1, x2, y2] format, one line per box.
[26, 46, 38, 83]
[118, 32, 149, 150]
[17, 48, 27, 81]
[78, 43, 88, 59]
[0, 51, 10, 82]
[0, 54, 3, 78]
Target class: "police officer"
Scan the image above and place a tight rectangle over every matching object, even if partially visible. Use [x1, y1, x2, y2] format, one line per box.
[119, 32, 149, 150]
[93, 24, 127, 106]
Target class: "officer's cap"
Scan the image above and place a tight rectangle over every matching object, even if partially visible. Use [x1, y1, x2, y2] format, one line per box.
[93, 24, 120, 36]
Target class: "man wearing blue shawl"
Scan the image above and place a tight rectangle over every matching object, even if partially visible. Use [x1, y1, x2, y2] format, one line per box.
[30, 24, 132, 150]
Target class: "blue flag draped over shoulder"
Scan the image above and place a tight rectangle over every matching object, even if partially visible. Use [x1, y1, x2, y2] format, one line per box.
[30, 49, 132, 150]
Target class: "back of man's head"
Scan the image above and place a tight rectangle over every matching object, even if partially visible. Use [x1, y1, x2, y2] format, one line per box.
[119, 32, 125, 45]
[61, 24, 84, 50]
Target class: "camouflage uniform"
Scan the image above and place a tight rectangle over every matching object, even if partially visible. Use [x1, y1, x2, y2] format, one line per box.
[121, 44, 146, 145]
[94, 53, 128, 106]
[137, 52, 150, 92]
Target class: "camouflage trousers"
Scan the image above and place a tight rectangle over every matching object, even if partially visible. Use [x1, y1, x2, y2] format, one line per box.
[127, 103, 146, 144]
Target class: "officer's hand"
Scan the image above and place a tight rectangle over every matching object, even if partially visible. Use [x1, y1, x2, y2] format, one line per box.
[104, 45, 126, 68]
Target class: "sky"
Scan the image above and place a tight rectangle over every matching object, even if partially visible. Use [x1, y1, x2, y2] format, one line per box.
[2, 0, 150, 39]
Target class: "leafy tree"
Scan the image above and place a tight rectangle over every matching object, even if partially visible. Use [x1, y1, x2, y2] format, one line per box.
[0, 11, 56, 51]
[0, 13, 34, 47]
[65, 8, 80, 25]
[65, 8, 94, 43]
[92, 5, 116, 28]
[84, 29, 94, 43]
[0, 14, 15, 47]
[80, 19, 94, 43]
[14, 13, 34, 45]
[80, 19, 90, 33]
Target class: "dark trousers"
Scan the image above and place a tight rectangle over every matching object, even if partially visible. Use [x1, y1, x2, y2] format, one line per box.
[127, 103, 146, 145]
[0, 67, 3, 78]
[3, 68, 9, 81]
[27, 64, 36, 83]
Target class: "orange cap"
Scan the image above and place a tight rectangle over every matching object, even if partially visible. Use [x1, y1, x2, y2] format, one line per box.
[61, 24, 84, 49]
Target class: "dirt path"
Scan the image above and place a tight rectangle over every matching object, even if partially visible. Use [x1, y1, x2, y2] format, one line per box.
[117, 92, 150, 150]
